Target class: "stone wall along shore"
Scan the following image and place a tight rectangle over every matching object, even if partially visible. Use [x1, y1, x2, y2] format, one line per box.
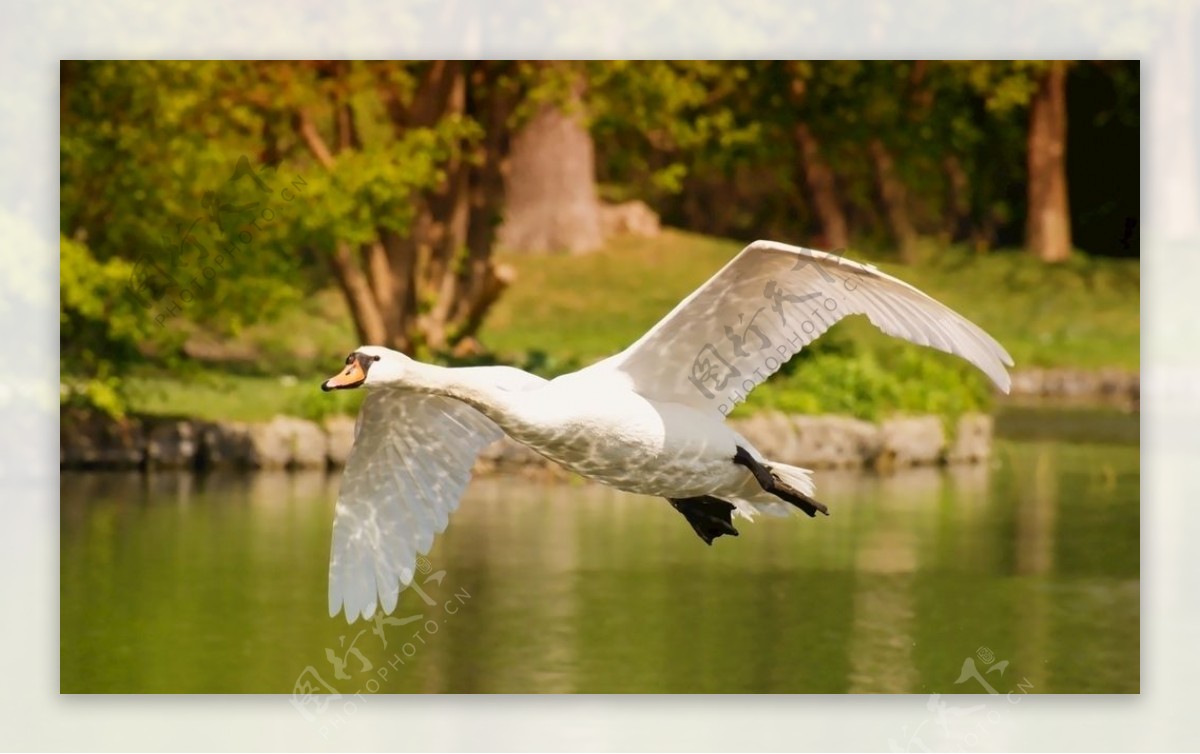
[61, 411, 992, 475]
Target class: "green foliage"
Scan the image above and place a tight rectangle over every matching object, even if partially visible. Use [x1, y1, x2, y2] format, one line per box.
[59, 235, 184, 416]
[484, 230, 1138, 420]
[60, 61, 500, 406]
[734, 347, 992, 422]
[61, 62, 305, 337]
[125, 230, 1138, 424]
[585, 60, 1135, 255]
[949, 60, 1049, 113]
[291, 121, 475, 247]
[60, 61, 1139, 424]
[588, 61, 766, 201]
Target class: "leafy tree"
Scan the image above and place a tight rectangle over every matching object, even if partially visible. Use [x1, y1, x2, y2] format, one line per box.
[941, 60, 1072, 262]
[59, 235, 183, 415]
[61, 61, 546, 365]
[59, 59, 1138, 417]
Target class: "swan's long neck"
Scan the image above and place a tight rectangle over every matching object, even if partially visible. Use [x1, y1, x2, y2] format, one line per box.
[401, 362, 525, 428]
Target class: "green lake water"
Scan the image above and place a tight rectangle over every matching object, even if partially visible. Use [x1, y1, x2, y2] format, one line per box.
[60, 407, 1139, 694]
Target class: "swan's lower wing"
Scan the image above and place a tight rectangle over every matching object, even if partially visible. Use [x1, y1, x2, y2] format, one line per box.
[329, 391, 502, 623]
[582, 240, 1013, 415]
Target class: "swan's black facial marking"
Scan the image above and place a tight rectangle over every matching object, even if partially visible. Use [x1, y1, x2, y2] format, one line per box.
[322, 351, 373, 391]
[353, 351, 377, 373]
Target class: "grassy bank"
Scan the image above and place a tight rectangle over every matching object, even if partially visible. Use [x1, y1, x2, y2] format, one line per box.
[124, 230, 1139, 422]
[485, 230, 1139, 371]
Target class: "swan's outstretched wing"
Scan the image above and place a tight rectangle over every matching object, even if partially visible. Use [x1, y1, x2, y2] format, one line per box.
[581, 240, 1013, 416]
[329, 391, 502, 623]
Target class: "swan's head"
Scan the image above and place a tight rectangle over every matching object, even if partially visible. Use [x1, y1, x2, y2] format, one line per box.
[321, 346, 411, 391]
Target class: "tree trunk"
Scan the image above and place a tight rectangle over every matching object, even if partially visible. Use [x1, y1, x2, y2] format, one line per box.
[497, 85, 603, 255]
[942, 154, 972, 244]
[869, 138, 919, 263]
[329, 241, 387, 345]
[794, 123, 850, 251]
[423, 158, 470, 351]
[298, 61, 518, 355]
[380, 228, 418, 353]
[1026, 62, 1072, 262]
[421, 63, 471, 351]
[455, 64, 517, 353]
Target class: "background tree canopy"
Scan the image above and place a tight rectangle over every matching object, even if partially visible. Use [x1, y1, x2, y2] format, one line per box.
[60, 60, 1139, 416]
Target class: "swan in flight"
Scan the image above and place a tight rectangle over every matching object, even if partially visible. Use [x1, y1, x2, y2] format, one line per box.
[321, 240, 1013, 622]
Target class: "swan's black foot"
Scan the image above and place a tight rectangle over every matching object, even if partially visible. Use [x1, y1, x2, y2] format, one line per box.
[668, 495, 739, 545]
[733, 446, 829, 518]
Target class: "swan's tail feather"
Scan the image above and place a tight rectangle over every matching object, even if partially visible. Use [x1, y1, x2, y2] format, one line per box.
[767, 461, 828, 517]
[769, 462, 816, 498]
[732, 446, 829, 519]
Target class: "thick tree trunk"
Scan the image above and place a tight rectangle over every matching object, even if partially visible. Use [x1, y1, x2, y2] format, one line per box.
[794, 123, 850, 251]
[381, 59, 464, 318]
[380, 228, 418, 353]
[497, 86, 603, 255]
[330, 241, 387, 345]
[360, 241, 396, 327]
[869, 138, 919, 263]
[1026, 62, 1072, 263]
[420, 62, 516, 353]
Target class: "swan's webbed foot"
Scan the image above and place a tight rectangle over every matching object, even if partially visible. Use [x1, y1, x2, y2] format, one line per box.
[667, 495, 739, 545]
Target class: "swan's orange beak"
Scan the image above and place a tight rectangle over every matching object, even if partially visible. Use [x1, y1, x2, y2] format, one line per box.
[322, 358, 366, 391]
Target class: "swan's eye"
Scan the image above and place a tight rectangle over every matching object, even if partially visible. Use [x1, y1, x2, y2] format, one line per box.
[373, 355, 381, 362]
[345, 354, 354, 365]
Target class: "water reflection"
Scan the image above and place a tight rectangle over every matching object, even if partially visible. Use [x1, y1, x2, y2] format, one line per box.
[61, 432, 1139, 694]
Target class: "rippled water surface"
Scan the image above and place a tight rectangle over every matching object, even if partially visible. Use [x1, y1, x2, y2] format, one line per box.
[61, 407, 1139, 694]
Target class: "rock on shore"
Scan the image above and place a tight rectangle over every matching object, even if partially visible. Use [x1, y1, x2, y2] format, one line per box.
[1009, 367, 1138, 402]
[61, 410, 993, 474]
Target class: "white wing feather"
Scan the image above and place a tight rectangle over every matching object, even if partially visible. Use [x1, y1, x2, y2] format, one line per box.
[581, 240, 1013, 415]
[328, 390, 502, 623]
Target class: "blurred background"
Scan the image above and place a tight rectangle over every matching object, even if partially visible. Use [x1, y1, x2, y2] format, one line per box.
[59, 61, 1139, 695]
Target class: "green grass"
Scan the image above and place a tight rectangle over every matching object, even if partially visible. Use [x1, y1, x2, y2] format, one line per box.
[485, 230, 1139, 371]
[482, 229, 1138, 420]
[124, 229, 1139, 422]
[125, 371, 363, 422]
[121, 288, 362, 421]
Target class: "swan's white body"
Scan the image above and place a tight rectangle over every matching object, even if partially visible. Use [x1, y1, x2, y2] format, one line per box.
[324, 240, 1014, 622]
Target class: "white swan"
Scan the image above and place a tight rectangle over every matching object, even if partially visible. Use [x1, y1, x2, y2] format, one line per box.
[321, 239, 1013, 622]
